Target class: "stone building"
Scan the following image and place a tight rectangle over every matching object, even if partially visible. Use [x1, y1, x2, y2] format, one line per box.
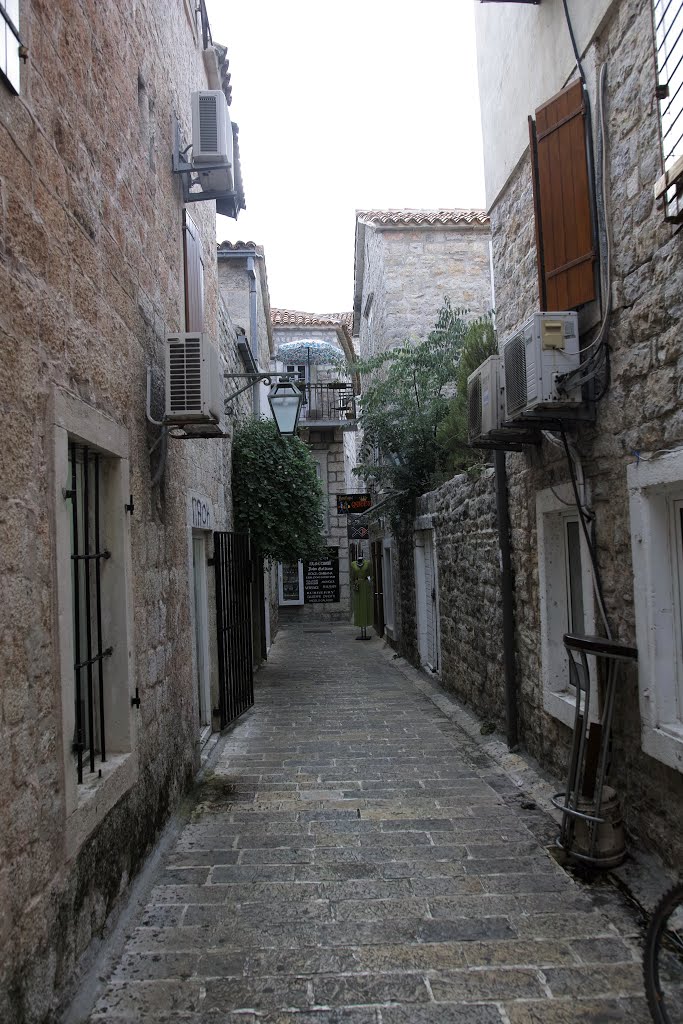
[0, 2, 263, 1019]
[459, 0, 683, 867]
[270, 309, 359, 623]
[352, 208, 493, 357]
[351, 208, 494, 650]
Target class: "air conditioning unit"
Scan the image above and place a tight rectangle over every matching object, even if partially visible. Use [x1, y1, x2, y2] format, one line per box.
[468, 355, 504, 443]
[191, 90, 234, 193]
[165, 333, 225, 432]
[502, 311, 581, 420]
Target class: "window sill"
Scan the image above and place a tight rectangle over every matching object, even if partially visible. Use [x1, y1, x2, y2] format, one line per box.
[543, 687, 579, 730]
[66, 750, 138, 862]
[642, 722, 683, 775]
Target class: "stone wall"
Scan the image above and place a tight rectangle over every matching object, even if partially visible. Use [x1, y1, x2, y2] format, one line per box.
[416, 471, 505, 728]
[487, 0, 683, 867]
[0, 1, 243, 1019]
[358, 224, 492, 358]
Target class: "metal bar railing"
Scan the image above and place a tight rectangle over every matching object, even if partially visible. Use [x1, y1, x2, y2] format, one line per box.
[299, 383, 356, 423]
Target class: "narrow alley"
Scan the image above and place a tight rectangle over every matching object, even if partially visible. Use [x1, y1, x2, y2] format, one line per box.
[76, 625, 649, 1024]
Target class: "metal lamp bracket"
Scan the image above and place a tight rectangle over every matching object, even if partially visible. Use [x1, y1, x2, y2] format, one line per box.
[224, 372, 293, 416]
[172, 115, 239, 206]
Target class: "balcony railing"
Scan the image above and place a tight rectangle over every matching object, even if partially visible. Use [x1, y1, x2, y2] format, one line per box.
[299, 383, 357, 425]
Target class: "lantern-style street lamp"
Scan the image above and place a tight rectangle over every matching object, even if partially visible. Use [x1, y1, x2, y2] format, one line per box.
[224, 372, 303, 436]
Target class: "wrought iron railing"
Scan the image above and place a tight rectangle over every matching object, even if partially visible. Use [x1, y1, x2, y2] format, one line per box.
[299, 383, 357, 424]
[654, 0, 683, 221]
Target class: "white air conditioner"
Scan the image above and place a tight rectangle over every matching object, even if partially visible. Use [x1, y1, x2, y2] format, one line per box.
[165, 332, 225, 431]
[191, 90, 234, 193]
[502, 311, 581, 420]
[468, 355, 504, 443]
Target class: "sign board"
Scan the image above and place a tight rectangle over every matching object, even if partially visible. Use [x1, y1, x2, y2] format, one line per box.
[304, 547, 340, 604]
[280, 561, 303, 604]
[347, 516, 369, 541]
[337, 493, 371, 515]
[188, 491, 214, 531]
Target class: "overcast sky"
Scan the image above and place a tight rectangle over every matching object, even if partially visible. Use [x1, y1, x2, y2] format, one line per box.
[207, 0, 486, 314]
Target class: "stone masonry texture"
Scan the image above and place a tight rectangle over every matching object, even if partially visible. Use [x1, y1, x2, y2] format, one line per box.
[0, 1, 247, 1020]
[487, 0, 683, 869]
[82, 624, 650, 1024]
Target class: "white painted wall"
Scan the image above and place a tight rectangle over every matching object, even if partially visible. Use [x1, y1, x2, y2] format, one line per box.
[474, 0, 617, 206]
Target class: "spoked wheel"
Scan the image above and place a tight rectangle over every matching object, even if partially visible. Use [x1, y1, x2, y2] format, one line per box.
[644, 883, 683, 1024]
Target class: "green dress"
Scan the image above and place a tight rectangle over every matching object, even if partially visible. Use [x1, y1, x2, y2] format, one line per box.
[351, 558, 374, 627]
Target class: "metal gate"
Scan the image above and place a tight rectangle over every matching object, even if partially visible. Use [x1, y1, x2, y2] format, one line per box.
[213, 531, 254, 728]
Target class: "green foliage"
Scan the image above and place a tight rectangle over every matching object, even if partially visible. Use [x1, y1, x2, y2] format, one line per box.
[436, 316, 498, 474]
[351, 301, 496, 527]
[232, 418, 325, 562]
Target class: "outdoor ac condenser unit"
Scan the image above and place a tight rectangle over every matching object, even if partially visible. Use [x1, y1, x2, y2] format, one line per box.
[191, 90, 234, 192]
[467, 355, 504, 444]
[165, 333, 225, 429]
[502, 311, 581, 420]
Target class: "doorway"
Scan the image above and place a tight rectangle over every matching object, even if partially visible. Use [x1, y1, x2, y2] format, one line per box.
[192, 533, 211, 733]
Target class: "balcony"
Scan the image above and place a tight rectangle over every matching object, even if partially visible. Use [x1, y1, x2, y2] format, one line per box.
[298, 382, 357, 429]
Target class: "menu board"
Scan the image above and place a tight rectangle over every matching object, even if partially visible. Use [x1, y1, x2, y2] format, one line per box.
[304, 548, 340, 604]
[280, 562, 302, 602]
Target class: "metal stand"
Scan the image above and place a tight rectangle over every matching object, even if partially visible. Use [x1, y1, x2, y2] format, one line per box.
[552, 633, 637, 867]
[355, 626, 371, 641]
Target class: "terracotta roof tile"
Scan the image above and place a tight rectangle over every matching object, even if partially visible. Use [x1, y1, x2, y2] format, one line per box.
[356, 208, 489, 227]
[271, 309, 353, 330]
[217, 240, 260, 251]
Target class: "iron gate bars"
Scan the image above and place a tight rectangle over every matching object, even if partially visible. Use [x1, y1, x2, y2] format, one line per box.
[68, 443, 112, 784]
[213, 531, 254, 729]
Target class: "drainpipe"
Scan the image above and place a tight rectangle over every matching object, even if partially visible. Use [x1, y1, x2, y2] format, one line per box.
[494, 450, 518, 750]
[247, 255, 260, 418]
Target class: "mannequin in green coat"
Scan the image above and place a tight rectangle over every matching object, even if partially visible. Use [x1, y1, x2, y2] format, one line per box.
[351, 555, 374, 637]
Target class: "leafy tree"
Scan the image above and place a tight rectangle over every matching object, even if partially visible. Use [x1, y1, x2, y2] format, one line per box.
[436, 315, 498, 474]
[232, 418, 325, 562]
[352, 301, 496, 526]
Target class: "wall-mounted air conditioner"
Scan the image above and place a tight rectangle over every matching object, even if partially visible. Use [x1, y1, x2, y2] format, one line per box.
[191, 90, 234, 193]
[502, 311, 581, 420]
[165, 332, 225, 430]
[468, 355, 504, 443]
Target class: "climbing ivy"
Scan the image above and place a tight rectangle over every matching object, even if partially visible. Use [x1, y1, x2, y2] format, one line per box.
[232, 418, 325, 563]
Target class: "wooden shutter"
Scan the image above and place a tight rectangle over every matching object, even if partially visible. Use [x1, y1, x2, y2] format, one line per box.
[530, 79, 596, 311]
[183, 213, 205, 332]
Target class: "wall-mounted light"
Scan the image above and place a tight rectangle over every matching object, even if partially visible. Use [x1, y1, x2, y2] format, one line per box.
[225, 373, 303, 436]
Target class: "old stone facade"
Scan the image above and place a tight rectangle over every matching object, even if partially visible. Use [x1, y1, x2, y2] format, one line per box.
[353, 209, 493, 355]
[271, 311, 358, 623]
[473, 0, 683, 867]
[0, 2, 257, 1020]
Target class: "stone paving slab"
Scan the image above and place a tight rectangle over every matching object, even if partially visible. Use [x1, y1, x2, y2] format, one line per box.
[84, 623, 647, 1023]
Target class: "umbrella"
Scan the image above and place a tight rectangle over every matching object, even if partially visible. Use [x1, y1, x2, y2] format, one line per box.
[276, 339, 345, 372]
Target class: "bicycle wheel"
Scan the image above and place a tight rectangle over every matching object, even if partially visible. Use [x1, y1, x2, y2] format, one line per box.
[644, 882, 683, 1024]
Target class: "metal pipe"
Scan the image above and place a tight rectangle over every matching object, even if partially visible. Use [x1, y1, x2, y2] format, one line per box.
[494, 450, 518, 750]
[247, 255, 260, 418]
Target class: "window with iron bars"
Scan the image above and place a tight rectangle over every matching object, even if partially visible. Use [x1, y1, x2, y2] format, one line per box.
[67, 443, 113, 785]
[653, 0, 683, 222]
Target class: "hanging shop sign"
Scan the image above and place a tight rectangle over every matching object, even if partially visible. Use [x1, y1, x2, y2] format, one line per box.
[347, 515, 369, 541]
[337, 493, 372, 515]
[304, 547, 340, 604]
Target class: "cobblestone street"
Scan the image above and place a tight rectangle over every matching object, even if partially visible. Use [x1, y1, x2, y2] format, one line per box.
[82, 624, 649, 1024]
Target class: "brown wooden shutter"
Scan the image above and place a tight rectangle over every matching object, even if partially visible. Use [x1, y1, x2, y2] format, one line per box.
[183, 213, 205, 332]
[530, 79, 596, 311]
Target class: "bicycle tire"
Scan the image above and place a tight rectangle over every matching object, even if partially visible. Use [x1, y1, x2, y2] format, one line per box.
[643, 881, 683, 1024]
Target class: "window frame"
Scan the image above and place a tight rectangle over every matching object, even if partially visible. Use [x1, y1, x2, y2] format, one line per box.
[652, 0, 683, 222]
[536, 484, 597, 728]
[52, 387, 137, 859]
[628, 448, 683, 772]
[0, 0, 22, 95]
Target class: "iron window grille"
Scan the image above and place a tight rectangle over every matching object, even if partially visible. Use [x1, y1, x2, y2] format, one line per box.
[67, 443, 113, 785]
[653, 0, 683, 221]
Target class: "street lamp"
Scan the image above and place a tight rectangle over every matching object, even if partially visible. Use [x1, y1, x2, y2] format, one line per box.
[224, 372, 303, 436]
[267, 378, 303, 436]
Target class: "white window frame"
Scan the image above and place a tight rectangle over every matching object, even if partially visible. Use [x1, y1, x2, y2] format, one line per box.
[414, 524, 441, 674]
[628, 448, 683, 773]
[0, 0, 22, 95]
[52, 387, 137, 861]
[382, 538, 395, 637]
[311, 451, 330, 536]
[537, 484, 597, 729]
